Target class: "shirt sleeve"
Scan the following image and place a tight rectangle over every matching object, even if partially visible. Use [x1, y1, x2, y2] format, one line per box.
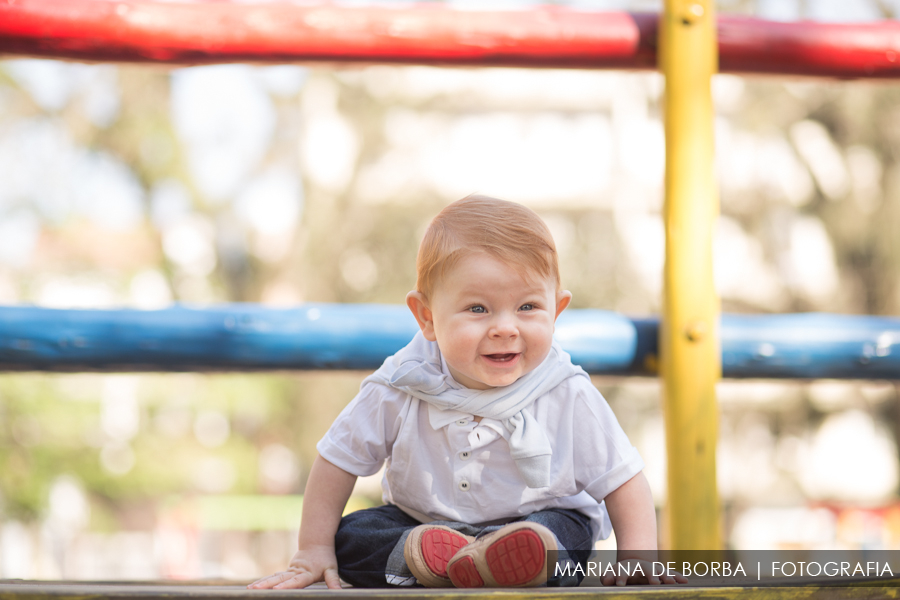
[568, 378, 645, 501]
[316, 382, 408, 477]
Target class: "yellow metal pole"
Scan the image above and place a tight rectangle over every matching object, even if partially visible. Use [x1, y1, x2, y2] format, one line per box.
[659, 0, 721, 550]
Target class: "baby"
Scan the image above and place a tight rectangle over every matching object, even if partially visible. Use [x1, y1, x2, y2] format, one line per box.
[250, 195, 684, 589]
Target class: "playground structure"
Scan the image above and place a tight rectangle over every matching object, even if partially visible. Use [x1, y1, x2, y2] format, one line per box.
[4, 1, 900, 77]
[3, 305, 900, 379]
[2, 0, 900, 593]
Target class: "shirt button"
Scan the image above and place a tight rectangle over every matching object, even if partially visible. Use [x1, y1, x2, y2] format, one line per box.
[458, 480, 471, 491]
[459, 451, 471, 460]
[456, 419, 468, 426]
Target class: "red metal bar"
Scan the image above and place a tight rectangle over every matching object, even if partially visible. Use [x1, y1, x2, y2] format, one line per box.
[1, 0, 899, 78]
[0, 1, 658, 69]
[718, 16, 900, 78]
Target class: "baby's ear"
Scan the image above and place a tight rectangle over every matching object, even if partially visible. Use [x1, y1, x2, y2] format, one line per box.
[554, 290, 572, 320]
[406, 291, 436, 341]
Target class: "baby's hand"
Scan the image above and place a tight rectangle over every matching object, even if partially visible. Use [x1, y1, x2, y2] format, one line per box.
[247, 546, 342, 590]
[601, 558, 689, 587]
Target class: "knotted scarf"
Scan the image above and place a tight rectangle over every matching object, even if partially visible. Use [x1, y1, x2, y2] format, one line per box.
[364, 331, 588, 488]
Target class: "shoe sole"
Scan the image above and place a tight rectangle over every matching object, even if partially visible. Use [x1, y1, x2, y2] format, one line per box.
[484, 528, 546, 586]
[405, 525, 473, 587]
[448, 525, 550, 588]
[447, 555, 484, 588]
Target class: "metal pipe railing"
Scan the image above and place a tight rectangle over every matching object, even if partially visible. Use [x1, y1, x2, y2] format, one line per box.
[2, 1, 900, 78]
[1, 304, 898, 379]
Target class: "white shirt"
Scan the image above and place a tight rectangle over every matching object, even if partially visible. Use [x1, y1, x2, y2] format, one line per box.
[317, 356, 644, 542]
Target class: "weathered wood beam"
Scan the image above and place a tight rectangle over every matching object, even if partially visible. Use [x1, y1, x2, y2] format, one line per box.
[1, 580, 900, 599]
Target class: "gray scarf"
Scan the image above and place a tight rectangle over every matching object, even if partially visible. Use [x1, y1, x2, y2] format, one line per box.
[364, 331, 587, 488]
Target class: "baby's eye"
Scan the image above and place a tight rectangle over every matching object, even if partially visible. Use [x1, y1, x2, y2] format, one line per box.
[469, 305, 486, 314]
[520, 303, 535, 311]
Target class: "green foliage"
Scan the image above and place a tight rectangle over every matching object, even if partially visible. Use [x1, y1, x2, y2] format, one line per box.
[0, 372, 363, 529]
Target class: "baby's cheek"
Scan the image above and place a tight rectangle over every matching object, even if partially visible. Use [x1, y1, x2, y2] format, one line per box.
[526, 344, 553, 368]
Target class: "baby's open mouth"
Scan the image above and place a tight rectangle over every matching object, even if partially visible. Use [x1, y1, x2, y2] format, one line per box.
[485, 353, 519, 362]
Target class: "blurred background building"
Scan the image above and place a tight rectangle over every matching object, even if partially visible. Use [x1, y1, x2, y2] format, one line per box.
[2, 0, 900, 581]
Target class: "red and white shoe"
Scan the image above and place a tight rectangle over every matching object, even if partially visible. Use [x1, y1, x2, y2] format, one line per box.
[446, 522, 557, 588]
[404, 524, 475, 587]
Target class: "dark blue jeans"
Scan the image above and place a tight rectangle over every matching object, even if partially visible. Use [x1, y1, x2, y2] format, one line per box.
[335, 504, 594, 588]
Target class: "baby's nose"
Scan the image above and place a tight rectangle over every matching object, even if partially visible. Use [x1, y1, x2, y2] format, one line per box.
[489, 315, 519, 337]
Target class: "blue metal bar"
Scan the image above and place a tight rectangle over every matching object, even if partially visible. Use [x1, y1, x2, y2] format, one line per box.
[1, 304, 898, 379]
[721, 313, 900, 379]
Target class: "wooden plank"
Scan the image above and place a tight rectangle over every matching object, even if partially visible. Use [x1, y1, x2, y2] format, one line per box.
[1, 581, 900, 600]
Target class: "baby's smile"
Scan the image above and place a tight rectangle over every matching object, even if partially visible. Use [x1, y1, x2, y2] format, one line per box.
[484, 352, 520, 363]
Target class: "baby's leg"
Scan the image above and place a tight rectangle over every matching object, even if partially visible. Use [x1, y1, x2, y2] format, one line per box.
[522, 509, 593, 587]
[334, 504, 421, 587]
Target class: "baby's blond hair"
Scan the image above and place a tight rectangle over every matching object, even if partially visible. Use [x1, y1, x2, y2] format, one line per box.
[415, 195, 560, 299]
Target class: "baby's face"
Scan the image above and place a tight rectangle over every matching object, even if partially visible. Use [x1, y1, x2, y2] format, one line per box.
[422, 252, 570, 390]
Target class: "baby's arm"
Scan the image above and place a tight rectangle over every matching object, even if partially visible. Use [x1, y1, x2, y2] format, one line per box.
[602, 472, 687, 586]
[248, 455, 357, 590]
